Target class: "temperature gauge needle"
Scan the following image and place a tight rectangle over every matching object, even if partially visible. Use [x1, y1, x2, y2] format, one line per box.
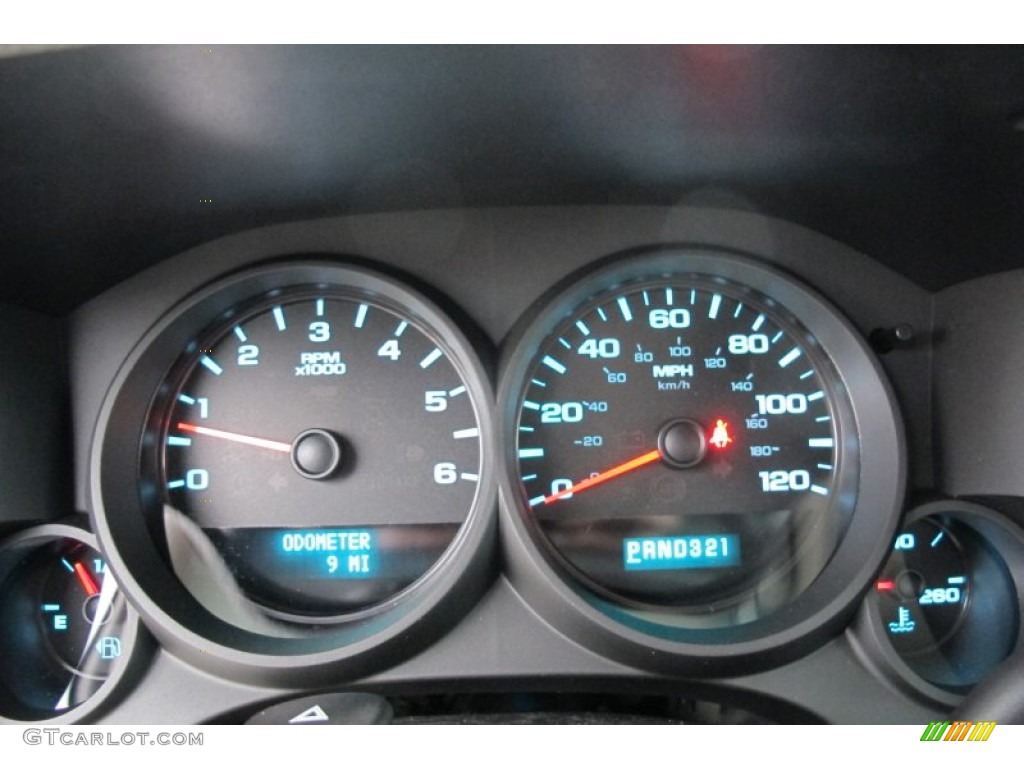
[176, 422, 291, 453]
[544, 448, 662, 505]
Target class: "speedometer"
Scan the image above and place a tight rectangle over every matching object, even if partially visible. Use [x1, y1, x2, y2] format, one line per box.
[499, 249, 904, 669]
[515, 273, 852, 614]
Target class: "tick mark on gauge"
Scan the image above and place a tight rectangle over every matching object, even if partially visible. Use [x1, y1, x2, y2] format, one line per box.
[315, 299, 325, 317]
[354, 304, 368, 328]
[272, 306, 286, 331]
[807, 391, 825, 402]
[542, 356, 567, 374]
[178, 394, 196, 405]
[522, 400, 540, 411]
[810, 485, 829, 496]
[576, 320, 591, 336]
[519, 426, 535, 432]
[808, 438, 834, 448]
[778, 348, 802, 368]
[597, 307, 608, 322]
[617, 296, 633, 321]
[459, 473, 479, 482]
[709, 293, 722, 319]
[448, 385, 466, 397]
[452, 427, 479, 440]
[772, 331, 784, 344]
[233, 326, 247, 342]
[800, 370, 815, 380]
[419, 348, 443, 369]
[519, 448, 545, 459]
[733, 302, 744, 318]
[530, 379, 547, 388]
[559, 338, 572, 349]
[393, 321, 408, 337]
[200, 355, 223, 375]
[751, 314, 765, 331]
[167, 436, 192, 447]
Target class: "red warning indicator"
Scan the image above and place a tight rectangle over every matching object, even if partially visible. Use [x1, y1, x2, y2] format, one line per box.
[876, 580, 896, 591]
[708, 419, 733, 450]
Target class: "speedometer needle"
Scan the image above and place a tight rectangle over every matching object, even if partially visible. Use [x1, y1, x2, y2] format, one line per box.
[544, 448, 662, 505]
[176, 422, 291, 453]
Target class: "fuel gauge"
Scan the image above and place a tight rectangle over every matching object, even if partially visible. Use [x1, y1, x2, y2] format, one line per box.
[0, 525, 139, 722]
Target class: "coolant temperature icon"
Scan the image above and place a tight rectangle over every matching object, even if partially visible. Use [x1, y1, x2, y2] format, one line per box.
[888, 606, 916, 634]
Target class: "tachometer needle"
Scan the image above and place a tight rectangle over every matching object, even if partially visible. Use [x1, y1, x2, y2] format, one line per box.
[72, 562, 100, 597]
[544, 448, 662, 505]
[176, 422, 291, 453]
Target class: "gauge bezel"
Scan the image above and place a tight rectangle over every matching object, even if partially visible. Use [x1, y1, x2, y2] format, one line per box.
[90, 260, 498, 686]
[0, 524, 144, 724]
[852, 499, 1024, 708]
[497, 247, 906, 676]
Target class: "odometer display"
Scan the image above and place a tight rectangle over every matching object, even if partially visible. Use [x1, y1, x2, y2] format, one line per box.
[513, 271, 859, 620]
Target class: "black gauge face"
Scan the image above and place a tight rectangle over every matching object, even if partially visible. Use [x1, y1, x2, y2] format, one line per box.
[870, 508, 1020, 693]
[875, 519, 969, 656]
[512, 273, 858, 620]
[0, 537, 131, 720]
[145, 289, 483, 619]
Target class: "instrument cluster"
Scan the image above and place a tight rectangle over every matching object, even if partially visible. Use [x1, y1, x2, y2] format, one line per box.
[1, 206, 1022, 724]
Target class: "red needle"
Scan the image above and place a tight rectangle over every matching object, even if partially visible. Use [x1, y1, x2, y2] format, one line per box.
[73, 562, 100, 597]
[176, 422, 291, 453]
[544, 448, 662, 505]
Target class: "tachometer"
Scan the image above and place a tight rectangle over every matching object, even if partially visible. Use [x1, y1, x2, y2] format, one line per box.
[91, 261, 496, 684]
[498, 249, 904, 672]
[155, 290, 481, 618]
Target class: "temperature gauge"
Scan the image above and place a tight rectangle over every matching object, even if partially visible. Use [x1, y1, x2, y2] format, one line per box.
[875, 519, 969, 655]
[865, 503, 1022, 697]
[0, 526, 138, 722]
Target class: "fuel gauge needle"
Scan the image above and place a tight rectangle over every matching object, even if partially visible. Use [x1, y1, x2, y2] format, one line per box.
[544, 448, 662, 505]
[176, 422, 291, 453]
[72, 561, 100, 597]
[56, 568, 119, 711]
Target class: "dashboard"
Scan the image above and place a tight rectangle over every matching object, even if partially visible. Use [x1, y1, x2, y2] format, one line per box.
[2, 44, 1024, 726]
